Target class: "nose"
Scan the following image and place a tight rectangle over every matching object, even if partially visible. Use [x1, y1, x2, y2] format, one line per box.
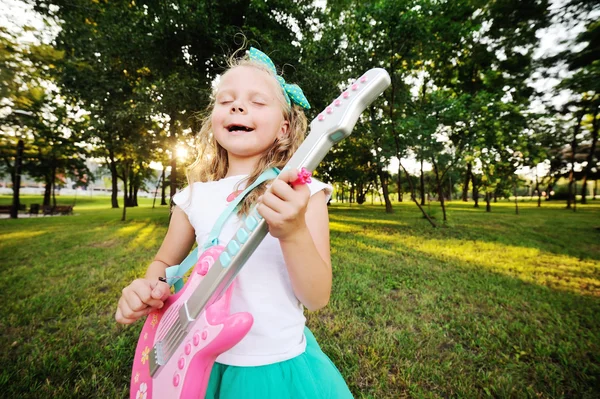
[230, 101, 246, 114]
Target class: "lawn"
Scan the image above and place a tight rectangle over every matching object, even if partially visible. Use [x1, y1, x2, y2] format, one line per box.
[1, 195, 599, 398]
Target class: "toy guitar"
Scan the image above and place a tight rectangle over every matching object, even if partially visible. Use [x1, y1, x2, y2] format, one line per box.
[130, 68, 391, 399]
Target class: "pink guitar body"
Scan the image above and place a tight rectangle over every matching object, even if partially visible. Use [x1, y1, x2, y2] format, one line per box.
[130, 246, 253, 399]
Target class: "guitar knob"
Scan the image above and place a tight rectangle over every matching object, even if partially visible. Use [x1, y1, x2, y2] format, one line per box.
[193, 332, 201, 346]
[178, 356, 186, 370]
[197, 256, 213, 275]
[173, 373, 180, 387]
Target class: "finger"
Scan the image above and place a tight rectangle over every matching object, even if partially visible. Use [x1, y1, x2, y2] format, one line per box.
[270, 181, 310, 214]
[275, 168, 299, 184]
[123, 284, 163, 312]
[115, 308, 136, 325]
[260, 190, 289, 215]
[256, 202, 281, 225]
[122, 288, 147, 313]
[116, 307, 148, 324]
[129, 280, 164, 309]
[269, 179, 296, 201]
[151, 281, 171, 302]
[116, 297, 152, 323]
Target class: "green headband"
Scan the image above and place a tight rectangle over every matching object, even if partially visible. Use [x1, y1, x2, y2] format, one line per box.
[247, 47, 311, 110]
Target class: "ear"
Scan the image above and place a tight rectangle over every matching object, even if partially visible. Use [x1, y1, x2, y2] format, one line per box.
[278, 120, 290, 140]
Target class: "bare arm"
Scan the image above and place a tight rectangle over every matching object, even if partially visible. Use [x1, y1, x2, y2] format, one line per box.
[258, 170, 332, 311]
[279, 191, 331, 311]
[115, 206, 196, 324]
[145, 206, 197, 280]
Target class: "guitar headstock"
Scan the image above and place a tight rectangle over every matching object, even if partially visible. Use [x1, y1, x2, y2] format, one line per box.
[286, 68, 391, 170]
[311, 68, 391, 143]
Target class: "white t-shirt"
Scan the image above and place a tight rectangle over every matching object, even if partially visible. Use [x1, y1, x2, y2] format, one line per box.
[172, 175, 332, 366]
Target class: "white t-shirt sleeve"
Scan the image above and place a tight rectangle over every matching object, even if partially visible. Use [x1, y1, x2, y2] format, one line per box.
[307, 178, 333, 203]
[172, 185, 192, 214]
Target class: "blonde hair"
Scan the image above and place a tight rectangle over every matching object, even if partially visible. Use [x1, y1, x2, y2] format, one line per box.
[185, 52, 308, 214]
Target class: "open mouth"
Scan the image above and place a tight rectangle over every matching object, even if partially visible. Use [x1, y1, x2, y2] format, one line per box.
[227, 124, 255, 133]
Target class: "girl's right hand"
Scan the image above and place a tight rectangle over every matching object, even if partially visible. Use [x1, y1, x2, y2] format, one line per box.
[115, 278, 171, 324]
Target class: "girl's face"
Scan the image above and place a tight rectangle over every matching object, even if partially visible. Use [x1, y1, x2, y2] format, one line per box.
[212, 65, 289, 171]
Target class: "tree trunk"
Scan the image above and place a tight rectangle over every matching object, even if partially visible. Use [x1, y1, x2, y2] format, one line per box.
[462, 162, 471, 201]
[127, 178, 134, 207]
[400, 162, 437, 228]
[169, 114, 178, 205]
[580, 107, 598, 204]
[420, 158, 425, 205]
[356, 182, 367, 204]
[514, 183, 519, 215]
[121, 163, 129, 222]
[432, 159, 447, 222]
[133, 182, 139, 207]
[472, 177, 479, 208]
[567, 112, 584, 210]
[152, 171, 161, 209]
[485, 191, 491, 212]
[51, 166, 57, 207]
[581, 179, 589, 204]
[397, 167, 403, 202]
[109, 150, 119, 208]
[594, 180, 597, 200]
[572, 181, 577, 212]
[161, 168, 167, 205]
[43, 177, 51, 207]
[377, 169, 393, 213]
[10, 139, 24, 219]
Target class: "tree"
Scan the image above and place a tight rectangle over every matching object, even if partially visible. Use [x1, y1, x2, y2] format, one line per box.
[38, 0, 324, 212]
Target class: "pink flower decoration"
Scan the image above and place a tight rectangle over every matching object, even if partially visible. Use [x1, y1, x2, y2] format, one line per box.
[291, 168, 312, 186]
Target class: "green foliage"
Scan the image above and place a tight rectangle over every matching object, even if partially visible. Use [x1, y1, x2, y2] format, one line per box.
[3, 0, 591, 218]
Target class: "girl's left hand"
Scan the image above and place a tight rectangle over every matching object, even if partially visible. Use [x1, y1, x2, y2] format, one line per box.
[257, 169, 311, 240]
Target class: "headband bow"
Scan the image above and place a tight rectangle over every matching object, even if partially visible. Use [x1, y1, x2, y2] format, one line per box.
[247, 47, 311, 110]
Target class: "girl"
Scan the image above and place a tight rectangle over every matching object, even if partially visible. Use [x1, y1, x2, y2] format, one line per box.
[115, 48, 353, 398]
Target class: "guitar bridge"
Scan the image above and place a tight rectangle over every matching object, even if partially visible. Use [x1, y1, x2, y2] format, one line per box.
[149, 303, 194, 376]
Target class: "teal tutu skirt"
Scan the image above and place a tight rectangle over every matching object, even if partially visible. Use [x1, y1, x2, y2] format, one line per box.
[205, 328, 353, 398]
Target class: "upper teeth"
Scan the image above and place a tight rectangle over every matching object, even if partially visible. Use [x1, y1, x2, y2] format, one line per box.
[229, 125, 252, 132]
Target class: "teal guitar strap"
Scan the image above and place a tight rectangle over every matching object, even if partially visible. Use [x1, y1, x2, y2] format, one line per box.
[165, 168, 280, 292]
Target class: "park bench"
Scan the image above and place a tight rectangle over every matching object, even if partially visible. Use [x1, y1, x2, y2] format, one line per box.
[42, 205, 74, 215]
[29, 204, 40, 216]
[0, 204, 26, 214]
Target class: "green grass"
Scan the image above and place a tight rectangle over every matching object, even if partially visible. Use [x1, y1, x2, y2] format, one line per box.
[1, 196, 599, 398]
